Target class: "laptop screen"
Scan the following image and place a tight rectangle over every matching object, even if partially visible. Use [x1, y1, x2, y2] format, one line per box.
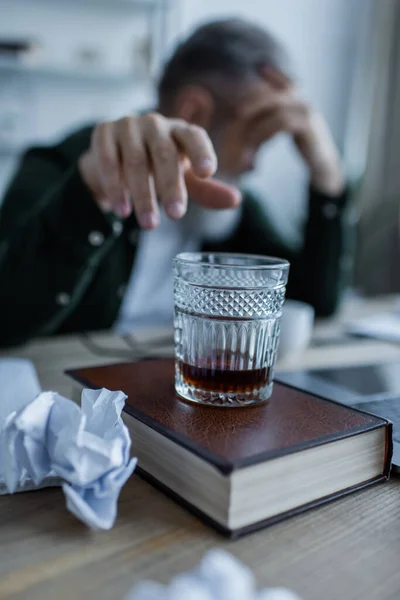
[311, 362, 400, 396]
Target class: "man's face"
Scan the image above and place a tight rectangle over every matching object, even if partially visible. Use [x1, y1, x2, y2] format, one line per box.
[209, 75, 291, 184]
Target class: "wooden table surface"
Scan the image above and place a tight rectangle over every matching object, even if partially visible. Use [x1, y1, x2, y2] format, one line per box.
[1, 296, 400, 600]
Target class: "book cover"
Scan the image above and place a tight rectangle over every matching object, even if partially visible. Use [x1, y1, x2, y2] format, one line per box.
[67, 358, 392, 536]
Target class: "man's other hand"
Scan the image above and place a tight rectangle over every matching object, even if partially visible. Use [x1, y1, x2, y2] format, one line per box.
[239, 66, 345, 197]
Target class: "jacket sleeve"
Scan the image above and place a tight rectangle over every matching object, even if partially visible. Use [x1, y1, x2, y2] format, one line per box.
[295, 185, 355, 316]
[209, 186, 355, 317]
[0, 127, 123, 347]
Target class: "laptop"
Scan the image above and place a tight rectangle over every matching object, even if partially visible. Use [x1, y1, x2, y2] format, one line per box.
[277, 361, 400, 472]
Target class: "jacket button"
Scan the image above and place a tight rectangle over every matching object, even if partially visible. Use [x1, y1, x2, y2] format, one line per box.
[88, 231, 105, 246]
[56, 292, 70, 307]
[112, 221, 123, 236]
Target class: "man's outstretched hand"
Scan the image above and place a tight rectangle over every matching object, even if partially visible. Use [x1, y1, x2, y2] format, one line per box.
[78, 114, 241, 229]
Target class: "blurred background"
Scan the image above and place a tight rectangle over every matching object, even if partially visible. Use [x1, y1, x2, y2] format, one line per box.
[0, 0, 399, 296]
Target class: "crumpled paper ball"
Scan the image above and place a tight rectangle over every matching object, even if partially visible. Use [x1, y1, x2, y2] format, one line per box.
[125, 549, 302, 600]
[1, 388, 137, 529]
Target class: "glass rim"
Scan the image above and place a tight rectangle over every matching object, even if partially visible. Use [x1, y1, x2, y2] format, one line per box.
[174, 252, 290, 271]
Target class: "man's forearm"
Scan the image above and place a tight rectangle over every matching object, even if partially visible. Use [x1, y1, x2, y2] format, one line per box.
[294, 111, 345, 197]
[300, 185, 352, 316]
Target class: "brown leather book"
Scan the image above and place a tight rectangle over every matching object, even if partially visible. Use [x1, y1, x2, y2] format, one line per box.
[67, 358, 392, 537]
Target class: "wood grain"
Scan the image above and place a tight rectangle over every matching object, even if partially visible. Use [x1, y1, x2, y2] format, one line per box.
[1, 297, 400, 599]
[0, 477, 400, 600]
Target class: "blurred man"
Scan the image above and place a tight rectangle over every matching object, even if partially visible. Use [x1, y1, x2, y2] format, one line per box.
[0, 19, 351, 347]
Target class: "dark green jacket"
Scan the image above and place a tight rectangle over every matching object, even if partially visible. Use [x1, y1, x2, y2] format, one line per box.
[0, 125, 353, 348]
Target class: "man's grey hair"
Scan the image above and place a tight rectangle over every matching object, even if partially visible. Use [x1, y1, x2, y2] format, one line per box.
[158, 18, 291, 113]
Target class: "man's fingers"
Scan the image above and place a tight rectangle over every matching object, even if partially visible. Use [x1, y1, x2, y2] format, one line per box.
[252, 110, 288, 143]
[118, 189, 132, 218]
[239, 95, 284, 123]
[245, 101, 306, 146]
[257, 103, 309, 141]
[259, 64, 292, 90]
[118, 117, 159, 229]
[92, 122, 126, 216]
[185, 170, 242, 209]
[144, 114, 188, 220]
[238, 76, 295, 122]
[172, 122, 217, 178]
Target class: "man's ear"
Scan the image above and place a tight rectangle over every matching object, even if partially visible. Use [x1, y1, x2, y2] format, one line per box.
[174, 85, 215, 129]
